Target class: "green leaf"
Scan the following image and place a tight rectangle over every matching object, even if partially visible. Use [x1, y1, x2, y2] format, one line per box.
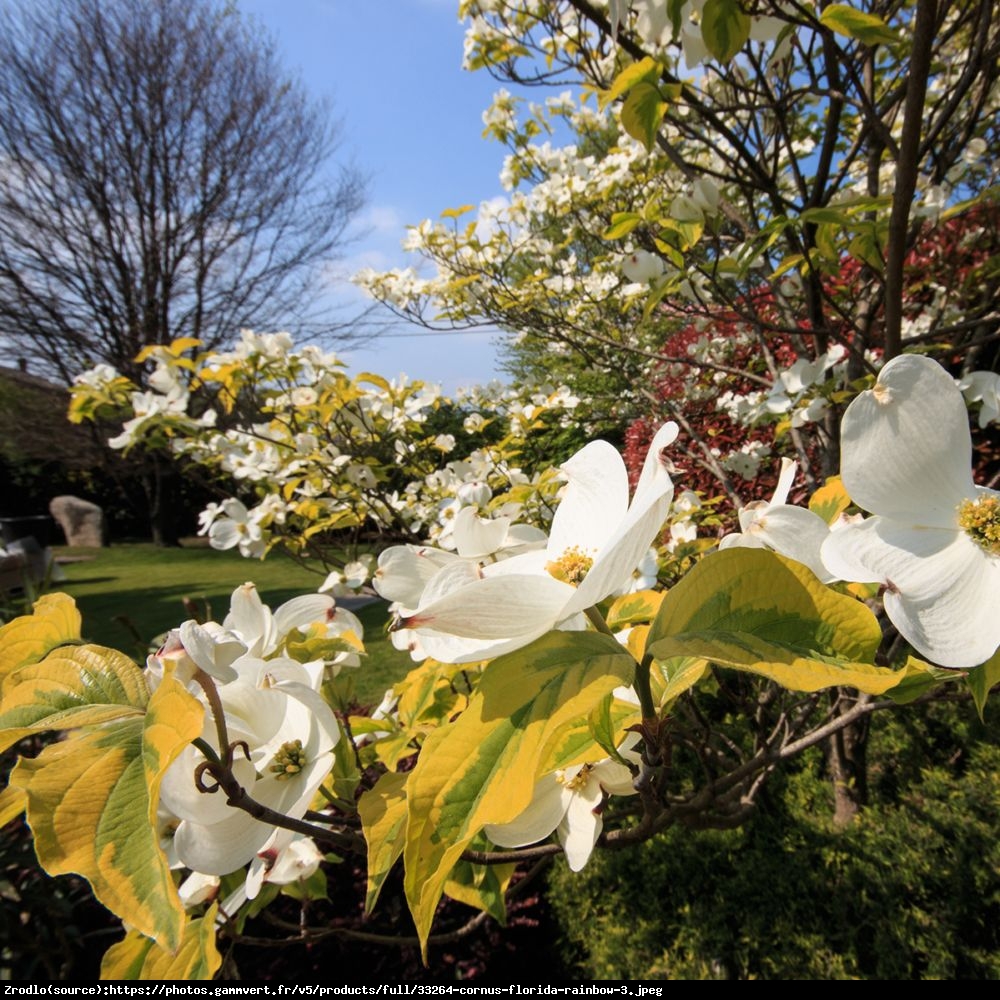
[359, 770, 408, 914]
[328, 731, 361, 805]
[813, 223, 840, 263]
[601, 56, 661, 108]
[820, 4, 900, 46]
[0, 645, 148, 753]
[0, 593, 81, 688]
[280, 868, 328, 901]
[403, 631, 634, 955]
[99, 905, 221, 980]
[647, 549, 904, 695]
[701, 0, 751, 62]
[621, 82, 667, 152]
[602, 212, 642, 240]
[800, 206, 852, 226]
[397, 659, 468, 730]
[666, 0, 687, 37]
[848, 231, 884, 269]
[968, 648, 1000, 720]
[10, 670, 203, 951]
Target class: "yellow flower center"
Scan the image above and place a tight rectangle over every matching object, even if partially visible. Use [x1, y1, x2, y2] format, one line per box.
[958, 495, 1000, 555]
[269, 739, 307, 780]
[546, 545, 594, 586]
[558, 763, 593, 791]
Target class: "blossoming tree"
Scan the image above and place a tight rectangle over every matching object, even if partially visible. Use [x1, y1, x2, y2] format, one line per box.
[2, 0, 999, 981]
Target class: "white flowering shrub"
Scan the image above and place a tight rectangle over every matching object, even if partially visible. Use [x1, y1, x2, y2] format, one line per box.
[4, 1, 1000, 982]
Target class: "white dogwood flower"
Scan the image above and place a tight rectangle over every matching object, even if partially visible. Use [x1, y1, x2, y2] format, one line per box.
[158, 654, 340, 876]
[207, 499, 266, 558]
[821, 354, 1000, 668]
[388, 423, 679, 663]
[720, 458, 835, 583]
[484, 738, 640, 872]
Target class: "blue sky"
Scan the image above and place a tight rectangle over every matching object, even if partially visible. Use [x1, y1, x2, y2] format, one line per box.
[239, 0, 516, 391]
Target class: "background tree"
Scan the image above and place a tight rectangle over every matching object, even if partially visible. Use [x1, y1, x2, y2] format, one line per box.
[360, 0, 1000, 495]
[357, 0, 1000, 824]
[0, 0, 365, 385]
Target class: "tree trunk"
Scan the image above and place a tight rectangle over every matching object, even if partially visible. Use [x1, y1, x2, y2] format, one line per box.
[827, 700, 870, 827]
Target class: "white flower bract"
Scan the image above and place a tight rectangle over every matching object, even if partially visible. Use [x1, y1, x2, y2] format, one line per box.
[821, 354, 1000, 668]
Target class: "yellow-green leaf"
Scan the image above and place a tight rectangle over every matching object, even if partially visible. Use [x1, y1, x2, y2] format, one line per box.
[621, 82, 667, 152]
[771, 253, 805, 279]
[444, 857, 515, 926]
[602, 211, 642, 240]
[355, 372, 392, 392]
[701, 0, 751, 62]
[800, 206, 851, 226]
[0, 645, 148, 753]
[651, 656, 710, 711]
[10, 671, 203, 951]
[284, 631, 362, 664]
[585, 692, 642, 765]
[99, 905, 221, 980]
[848, 231, 884, 269]
[0, 593, 81, 687]
[404, 631, 633, 955]
[882, 655, 960, 705]
[441, 204, 475, 219]
[647, 549, 903, 695]
[808, 475, 851, 525]
[820, 4, 899, 45]
[0, 784, 26, 826]
[359, 770, 409, 914]
[397, 659, 468, 730]
[607, 589, 664, 629]
[968, 647, 1000, 720]
[601, 55, 661, 108]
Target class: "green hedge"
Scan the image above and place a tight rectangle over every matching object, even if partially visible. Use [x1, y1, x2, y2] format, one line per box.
[547, 704, 1000, 980]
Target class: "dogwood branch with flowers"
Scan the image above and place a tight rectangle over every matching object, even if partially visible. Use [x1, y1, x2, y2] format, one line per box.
[5, 0, 1000, 981]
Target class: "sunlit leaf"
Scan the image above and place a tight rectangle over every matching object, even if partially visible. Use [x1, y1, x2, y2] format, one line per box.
[10, 671, 203, 951]
[359, 770, 408, 914]
[647, 549, 904, 695]
[651, 656, 710, 710]
[0, 593, 81, 687]
[607, 589, 665, 630]
[99, 905, 221, 981]
[0, 645, 148, 753]
[404, 631, 633, 955]
[600, 56, 661, 108]
[603, 211, 642, 240]
[621, 82, 667, 152]
[0, 784, 26, 827]
[820, 4, 900, 45]
[808, 476, 851, 525]
[441, 204, 475, 219]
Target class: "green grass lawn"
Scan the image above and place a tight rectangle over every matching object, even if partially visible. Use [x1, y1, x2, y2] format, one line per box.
[49, 542, 413, 706]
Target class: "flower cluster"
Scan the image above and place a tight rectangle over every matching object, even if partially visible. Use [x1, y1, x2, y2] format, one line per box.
[149, 584, 362, 896]
[375, 422, 678, 663]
